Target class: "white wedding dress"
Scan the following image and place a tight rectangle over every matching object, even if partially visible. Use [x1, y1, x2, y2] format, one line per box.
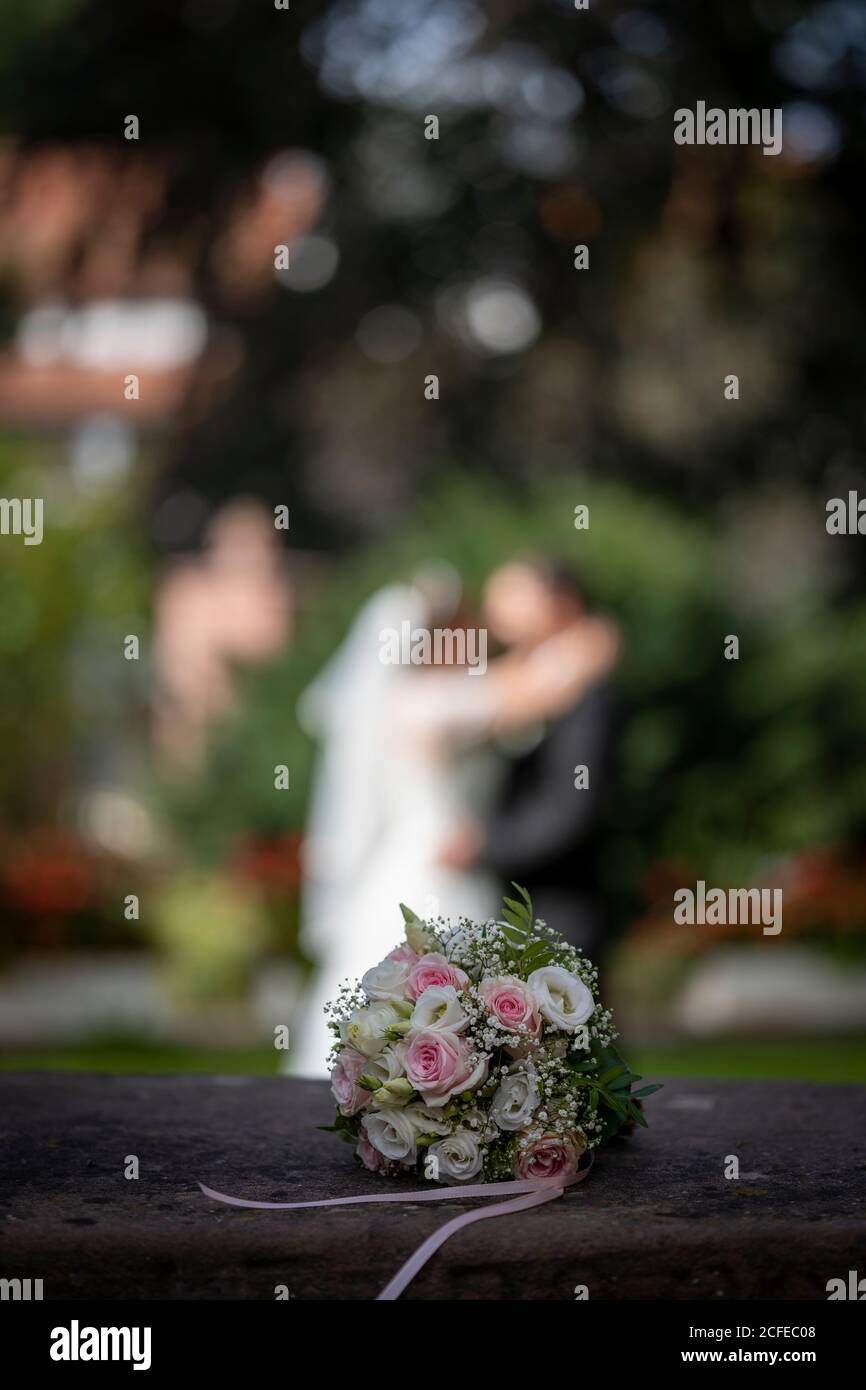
[288, 584, 500, 1077]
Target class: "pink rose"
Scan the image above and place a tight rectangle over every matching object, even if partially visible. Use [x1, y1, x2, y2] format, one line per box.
[398, 1029, 488, 1106]
[406, 952, 469, 1003]
[514, 1131, 587, 1183]
[330, 1048, 371, 1117]
[479, 975, 542, 1048]
[356, 1136, 387, 1173]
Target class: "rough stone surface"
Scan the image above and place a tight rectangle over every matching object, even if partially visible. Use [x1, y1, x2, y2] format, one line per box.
[2, 1074, 864, 1300]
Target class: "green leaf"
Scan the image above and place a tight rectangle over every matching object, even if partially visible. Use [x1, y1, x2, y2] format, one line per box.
[608, 1074, 634, 1092]
[597, 1107, 625, 1145]
[521, 941, 555, 970]
[318, 1121, 359, 1143]
[399, 903, 421, 924]
[500, 884, 534, 937]
[501, 923, 528, 945]
[502, 904, 528, 926]
[502, 895, 527, 917]
[631, 1084, 663, 1098]
[600, 1091, 627, 1118]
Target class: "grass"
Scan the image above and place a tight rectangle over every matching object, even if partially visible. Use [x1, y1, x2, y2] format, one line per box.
[2, 1036, 866, 1081]
[632, 1038, 866, 1083]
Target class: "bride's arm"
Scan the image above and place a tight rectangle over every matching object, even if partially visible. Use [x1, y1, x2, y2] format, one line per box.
[485, 618, 621, 733]
[398, 617, 620, 746]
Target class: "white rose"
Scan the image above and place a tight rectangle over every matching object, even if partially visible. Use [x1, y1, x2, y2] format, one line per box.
[361, 1108, 418, 1162]
[490, 1066, 540, 1131]
[409, 984, 468, 1034]
[527, 965, 594, 1031]
[428, 1129, 483, 1182]
[363, 1044, 404, 1085]
[362, 1104, 449, 1163]
[362, 958, 412, 1001]
[402, 1103, 451, 1138]
[339, 1001, 400, 1058]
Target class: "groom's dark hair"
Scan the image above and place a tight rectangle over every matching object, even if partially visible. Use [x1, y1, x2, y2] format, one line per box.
[519, 555, 590, 610]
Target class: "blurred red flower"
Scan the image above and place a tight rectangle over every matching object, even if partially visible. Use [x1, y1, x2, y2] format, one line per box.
[230, 830, 302, 896]
[1, 830, 94, 916]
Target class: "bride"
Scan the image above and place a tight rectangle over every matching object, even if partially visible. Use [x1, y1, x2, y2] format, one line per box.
[288, 565, 617, 1076]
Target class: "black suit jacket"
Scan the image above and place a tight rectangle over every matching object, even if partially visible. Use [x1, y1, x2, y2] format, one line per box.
[481, 681, 617, 950]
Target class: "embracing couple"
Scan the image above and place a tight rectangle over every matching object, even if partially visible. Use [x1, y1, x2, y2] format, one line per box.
[290, 556, 620, 1076]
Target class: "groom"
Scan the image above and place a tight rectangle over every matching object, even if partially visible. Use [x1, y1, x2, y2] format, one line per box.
[440, 558, 619, 966]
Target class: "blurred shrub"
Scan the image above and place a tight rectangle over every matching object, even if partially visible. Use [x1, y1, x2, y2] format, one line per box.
[0, 434, 150, 824]
[0, 433, 152, 957]
[149, 871, 268, 1004]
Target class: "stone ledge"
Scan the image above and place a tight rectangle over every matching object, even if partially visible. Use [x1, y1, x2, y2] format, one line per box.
[2, 1074, 864, 1300]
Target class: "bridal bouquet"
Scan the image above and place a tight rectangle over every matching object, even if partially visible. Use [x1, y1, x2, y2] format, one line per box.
[325, 886, 660, 1184]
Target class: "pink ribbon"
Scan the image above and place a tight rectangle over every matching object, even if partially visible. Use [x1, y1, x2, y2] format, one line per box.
[199, 1153, 593, 1300]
